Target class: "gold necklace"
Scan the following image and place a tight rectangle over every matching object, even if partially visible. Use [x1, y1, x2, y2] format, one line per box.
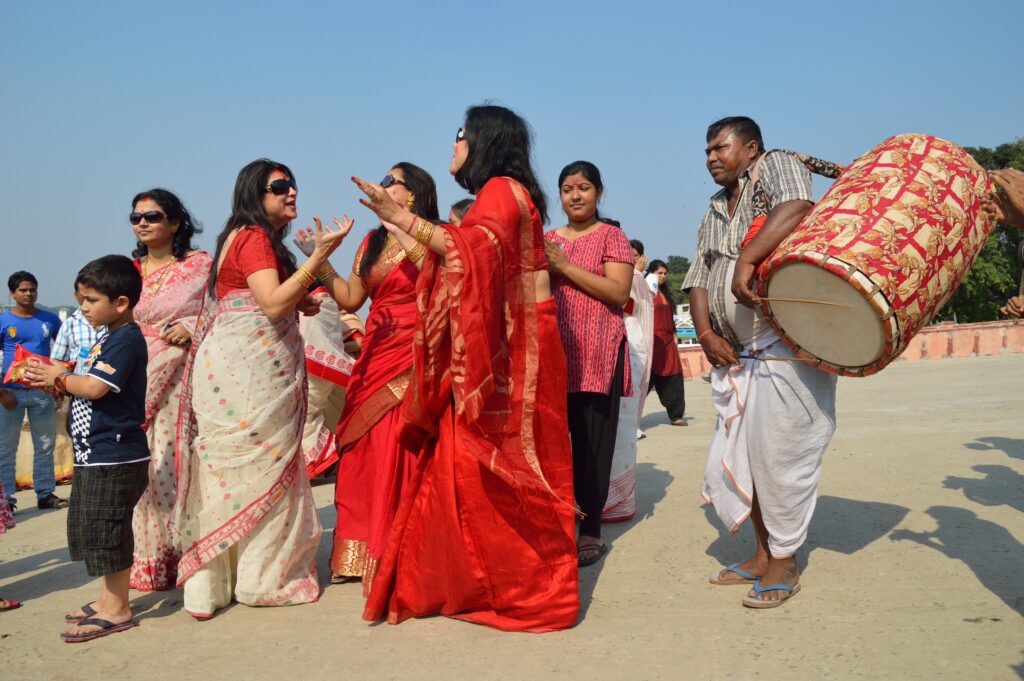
[139, 256, 177, 324]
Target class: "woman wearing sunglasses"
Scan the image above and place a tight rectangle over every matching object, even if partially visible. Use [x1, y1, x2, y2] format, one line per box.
[293, 162, 439, 588]
[124, 188, 212, 593]
[172, 159, 349, 619]
[352, 105, 578, 632]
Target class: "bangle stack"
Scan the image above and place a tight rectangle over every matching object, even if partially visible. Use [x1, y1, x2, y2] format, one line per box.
[408, 242, 427, 263]
[294, 265, 316, 288]
[318, 263, 337, 280]
[412, 217, 435, 245]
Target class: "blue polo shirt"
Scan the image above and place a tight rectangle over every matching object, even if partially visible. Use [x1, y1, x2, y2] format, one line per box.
[69, 323, 150, 466]
[0, 310, 62, 389]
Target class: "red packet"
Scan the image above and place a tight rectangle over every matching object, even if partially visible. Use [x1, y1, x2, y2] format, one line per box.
[2, 345, 74, 397]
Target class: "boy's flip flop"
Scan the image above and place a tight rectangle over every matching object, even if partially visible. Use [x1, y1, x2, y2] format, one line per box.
[61, 617, 137, 643]
[741, 579, 801, 609]
[0, 598, 22, 612]
[709, 563, 759, 586]
[64, 603, 97, 623]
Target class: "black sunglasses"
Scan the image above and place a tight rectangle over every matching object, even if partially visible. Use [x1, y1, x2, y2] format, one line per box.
[129, 210, 166, 225]
[381, 174, 407, 189]
[455, 128, 465, 143]
[265, 177, 297, 196]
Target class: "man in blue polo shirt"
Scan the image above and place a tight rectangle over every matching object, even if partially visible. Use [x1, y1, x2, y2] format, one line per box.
[0, 271, 66, 511]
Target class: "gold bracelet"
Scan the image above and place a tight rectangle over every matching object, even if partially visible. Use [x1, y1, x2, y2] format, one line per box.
[408, 242, 426, 263]
[412, 218, 435, 246]
[294, 265, 315, 288]
[319, 263, 337, 280]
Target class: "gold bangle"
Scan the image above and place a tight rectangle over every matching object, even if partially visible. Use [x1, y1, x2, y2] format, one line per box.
[412, 218, 435, 246]
[408, 242, 426, 263]
[319, 263, 337, 280]
[295, 265, 315, 288]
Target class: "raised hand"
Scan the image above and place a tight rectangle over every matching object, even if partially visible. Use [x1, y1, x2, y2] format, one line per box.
[292, 227, 316, 257]
[310, 215, 353, 258]
[352, 176, 407, 227]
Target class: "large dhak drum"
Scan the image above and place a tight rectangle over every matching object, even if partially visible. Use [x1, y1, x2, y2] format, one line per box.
[758, 134, 994, 377]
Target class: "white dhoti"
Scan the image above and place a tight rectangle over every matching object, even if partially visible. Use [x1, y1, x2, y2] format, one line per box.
[701, 332, 837, 557]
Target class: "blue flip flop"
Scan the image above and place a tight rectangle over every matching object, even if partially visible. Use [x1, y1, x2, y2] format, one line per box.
[61, 617, 137, 643]
[709, 563, 759, 585]
[741, 579, 801, 608]
[65, 603, 97, 623]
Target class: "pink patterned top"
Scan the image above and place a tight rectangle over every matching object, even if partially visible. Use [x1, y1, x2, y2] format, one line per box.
[545, 223, 634, 395]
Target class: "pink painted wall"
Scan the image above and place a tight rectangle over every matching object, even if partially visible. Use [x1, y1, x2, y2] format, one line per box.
[677, 320, 1024, 381]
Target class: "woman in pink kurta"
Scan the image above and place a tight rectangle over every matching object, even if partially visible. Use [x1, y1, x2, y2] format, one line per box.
[544, 160, 634, 567]
[127, 189, 213, 592]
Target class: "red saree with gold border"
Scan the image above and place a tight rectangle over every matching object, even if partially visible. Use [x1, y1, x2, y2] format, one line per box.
[363, 177, 579, 633]
[330, 233, 419, 588]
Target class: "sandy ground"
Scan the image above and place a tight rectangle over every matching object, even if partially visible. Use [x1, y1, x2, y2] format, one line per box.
[1, 353, 1022, 681]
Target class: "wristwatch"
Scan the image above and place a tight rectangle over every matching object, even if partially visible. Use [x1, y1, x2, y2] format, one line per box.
[54, 372, 72, 396]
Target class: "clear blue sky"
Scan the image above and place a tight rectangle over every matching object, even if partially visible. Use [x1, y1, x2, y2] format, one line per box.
[3, 0, 1022, 306]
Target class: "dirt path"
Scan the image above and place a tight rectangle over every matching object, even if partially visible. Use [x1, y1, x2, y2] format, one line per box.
[2, 354, 1022, 680]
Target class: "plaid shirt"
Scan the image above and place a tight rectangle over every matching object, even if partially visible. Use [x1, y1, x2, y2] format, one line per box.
[50, 308, 107, 374]
[682, 152, 812, 349]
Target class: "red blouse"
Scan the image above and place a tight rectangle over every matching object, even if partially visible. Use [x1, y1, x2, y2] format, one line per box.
[545, 223, 634, 395]
[216, 227, 287, 299]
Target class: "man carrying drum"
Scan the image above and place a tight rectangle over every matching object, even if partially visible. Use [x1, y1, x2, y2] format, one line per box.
[683, 116, 838, 608]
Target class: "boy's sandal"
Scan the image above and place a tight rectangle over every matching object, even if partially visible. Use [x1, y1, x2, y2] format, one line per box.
[37, 494, 68, 510]
[60, 617, 137, 643]
[0, 598, 22, 612]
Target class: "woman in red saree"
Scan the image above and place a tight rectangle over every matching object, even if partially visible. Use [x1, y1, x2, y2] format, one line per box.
[297, 162, 439, 588]
[127, 188, 213, 592]
[351, 105, 579, 632]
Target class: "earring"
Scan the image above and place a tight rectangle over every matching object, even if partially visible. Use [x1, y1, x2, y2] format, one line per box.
[171, 227, 178, 234]
[406, 195, 415, 210]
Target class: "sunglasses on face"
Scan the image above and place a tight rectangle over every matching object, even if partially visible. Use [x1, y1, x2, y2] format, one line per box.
[129, 210, 166, 225]
[265, 177, 297, 196]
[455, 128, 465, 143]
[380, 174, 407, 189]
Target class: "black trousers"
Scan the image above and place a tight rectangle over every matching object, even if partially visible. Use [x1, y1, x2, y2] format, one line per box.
[568, 341, 625, 539]
[649, 371, 686, 422]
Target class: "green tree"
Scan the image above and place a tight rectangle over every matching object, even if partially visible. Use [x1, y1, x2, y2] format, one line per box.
[934, 139, 1023, 322]
[666, 255, 691, 305]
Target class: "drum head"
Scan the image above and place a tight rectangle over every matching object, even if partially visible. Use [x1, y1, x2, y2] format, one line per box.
[766, 262, 885, 368]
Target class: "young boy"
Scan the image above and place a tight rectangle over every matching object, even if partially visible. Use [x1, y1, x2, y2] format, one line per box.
[26, 255, 149, 643]
[50, 286, 108, 373]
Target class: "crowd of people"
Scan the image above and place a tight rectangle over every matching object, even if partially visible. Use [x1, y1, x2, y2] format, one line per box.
[1, 105, 1023, 640]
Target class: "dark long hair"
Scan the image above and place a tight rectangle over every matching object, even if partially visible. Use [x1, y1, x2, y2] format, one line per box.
[454, 104, 548, 224]
[646, 259, 674, 307]
[359, 162, 439, 275]
[208, 159, 298, 296]
[131, 188, 202, 260]
[557, 160, 616, 226]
